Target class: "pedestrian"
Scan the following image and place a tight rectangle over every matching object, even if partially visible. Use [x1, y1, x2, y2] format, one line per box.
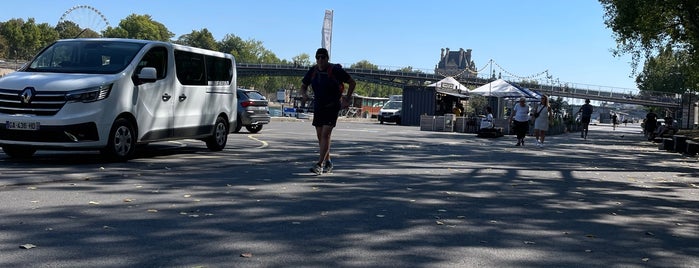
[509, 97, 530, 146]
[576, 99, 593, 139]
[644, 110, 658, 140]
[612, 113, 618, 130]
[483, 106, 494, 128]
[300, 48, 356, 175]
[533, 95, 552, 148]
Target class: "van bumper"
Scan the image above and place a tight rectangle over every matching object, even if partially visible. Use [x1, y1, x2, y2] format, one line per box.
[0, 122, 104, 148]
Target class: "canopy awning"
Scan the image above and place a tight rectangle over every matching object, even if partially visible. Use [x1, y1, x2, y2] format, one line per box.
[471, 79, 540, 99]
[437, 90, 469, 99]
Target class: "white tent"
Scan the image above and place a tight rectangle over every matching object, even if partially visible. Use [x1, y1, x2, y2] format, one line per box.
[470, 79, 540, 99]
[427, 76, 469, 98]
[428, 76, 468, 91]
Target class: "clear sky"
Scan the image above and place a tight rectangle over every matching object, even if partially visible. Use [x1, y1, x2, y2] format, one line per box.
[1, 0, 639, 91]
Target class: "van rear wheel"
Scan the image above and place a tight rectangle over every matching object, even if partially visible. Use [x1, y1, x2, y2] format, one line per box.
[206, 116, 229, 151]
[246, 125, 263, 133]
[102, 118, 136, 162]
[2, 145, 37, 158]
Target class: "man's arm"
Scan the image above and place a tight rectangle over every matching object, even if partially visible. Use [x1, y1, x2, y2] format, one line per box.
[341, 77, 356, 108]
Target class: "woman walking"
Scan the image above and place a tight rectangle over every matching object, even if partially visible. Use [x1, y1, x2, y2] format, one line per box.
[509, 97, 531, 146]
[533, 95, 552, 148]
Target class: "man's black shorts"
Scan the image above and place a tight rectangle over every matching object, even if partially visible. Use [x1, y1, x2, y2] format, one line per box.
[581, 116, 591, 125]
[312, 105, 340, 127]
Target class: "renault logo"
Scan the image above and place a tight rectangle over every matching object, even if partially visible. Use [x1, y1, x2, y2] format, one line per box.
[20, 87, 35, 104]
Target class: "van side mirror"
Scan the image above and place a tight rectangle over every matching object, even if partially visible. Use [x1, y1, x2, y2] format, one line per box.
[136, 67, 157, 84]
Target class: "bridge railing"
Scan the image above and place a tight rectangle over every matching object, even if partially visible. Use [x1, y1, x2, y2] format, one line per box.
[237, 63, 681, 106]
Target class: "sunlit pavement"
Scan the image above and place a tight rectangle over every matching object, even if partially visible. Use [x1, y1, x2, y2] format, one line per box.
[0, 121, 697, 267]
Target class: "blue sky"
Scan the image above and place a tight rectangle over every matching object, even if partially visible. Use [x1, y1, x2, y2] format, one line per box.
[1, 0, 638, 91]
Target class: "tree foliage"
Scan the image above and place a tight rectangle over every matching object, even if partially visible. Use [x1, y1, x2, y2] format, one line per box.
[635, 47, 690, 94]
[600, 0, 699, 93]
[103, 14, 174, 41]
[176, 28, 218, 50]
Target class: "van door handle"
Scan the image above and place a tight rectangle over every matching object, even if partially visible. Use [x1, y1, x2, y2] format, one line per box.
[161, 93, 171, 101]
[178, 94, 187, 102]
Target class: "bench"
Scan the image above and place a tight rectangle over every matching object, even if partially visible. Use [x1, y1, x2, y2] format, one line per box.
[659, 138, 674, 151]
[476, 127, 504, 138]
[673, 135, 688, 154]
[686, 140, 699, 156]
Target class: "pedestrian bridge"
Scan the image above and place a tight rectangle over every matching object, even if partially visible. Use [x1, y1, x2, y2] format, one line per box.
[237, 63, 681, 108]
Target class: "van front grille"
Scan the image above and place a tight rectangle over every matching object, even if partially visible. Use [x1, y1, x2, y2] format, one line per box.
[0, 88, 67, 116]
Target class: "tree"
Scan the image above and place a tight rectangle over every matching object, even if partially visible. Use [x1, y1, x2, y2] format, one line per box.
[36, 22, 58, 50]
[636, 47, 689, 94]
[176, 28, 218, 50]
[55, 21, 81, 39]
[600, 0, 699, 93]
[0, 35, 7, 59]
[350, 60, 378, 70]
[0, 19, 26, 60]
[292, 53, 311, 67]
[103, 14, 174, 41]
[218, 34, 284, 93]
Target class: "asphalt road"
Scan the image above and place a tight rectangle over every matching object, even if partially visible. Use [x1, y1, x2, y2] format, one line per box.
[1, 120, 697, 267]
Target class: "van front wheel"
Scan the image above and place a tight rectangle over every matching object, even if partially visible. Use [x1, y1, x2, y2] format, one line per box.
[206, 116, 229, 151]
[102, 118, 136, 161]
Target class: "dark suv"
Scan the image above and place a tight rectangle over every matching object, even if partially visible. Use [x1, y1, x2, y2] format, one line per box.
[235, 88, 270, 133]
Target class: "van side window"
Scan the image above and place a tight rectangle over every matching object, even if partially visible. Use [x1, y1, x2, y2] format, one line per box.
[205, 55, 233, 85]
[175, 50, 207, 86]
[137, 47, 167, 79]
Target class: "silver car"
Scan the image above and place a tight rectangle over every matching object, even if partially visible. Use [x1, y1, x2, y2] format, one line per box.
[235, 88, 270, 133]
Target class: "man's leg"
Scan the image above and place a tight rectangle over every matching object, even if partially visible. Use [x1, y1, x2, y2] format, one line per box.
[317, 125, 333, 165]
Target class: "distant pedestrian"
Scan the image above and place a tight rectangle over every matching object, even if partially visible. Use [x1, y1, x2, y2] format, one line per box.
[533, 95, 552, 148]
[509, 97, 530, 146]
[644, 110, 658, 140]
[576, 99, 593, 139]
[480, 106, 494, 129]
[301, 48, 356, 175]
[612, 113, 618, 130]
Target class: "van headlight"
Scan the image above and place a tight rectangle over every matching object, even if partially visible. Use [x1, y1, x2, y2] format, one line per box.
[66, 84, 112, 103]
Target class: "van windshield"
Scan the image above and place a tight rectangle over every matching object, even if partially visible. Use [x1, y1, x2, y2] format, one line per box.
[25, 40, 145, 74]
[383, 101, 402, 109]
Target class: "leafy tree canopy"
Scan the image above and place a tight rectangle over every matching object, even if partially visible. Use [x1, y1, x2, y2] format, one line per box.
[103, 14, 174, 41]
[601, 0, 699, 93]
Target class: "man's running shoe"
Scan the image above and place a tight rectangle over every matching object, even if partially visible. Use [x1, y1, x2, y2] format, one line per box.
[324, 160, 333, 173]
[309, 163, 323, 175]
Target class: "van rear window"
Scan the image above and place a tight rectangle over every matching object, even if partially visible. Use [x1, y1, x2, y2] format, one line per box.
[175, 50, 232, 86]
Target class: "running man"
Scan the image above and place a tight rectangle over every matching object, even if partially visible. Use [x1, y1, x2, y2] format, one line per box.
[576, 99, 593, 139]
[300, 48, 356, 175]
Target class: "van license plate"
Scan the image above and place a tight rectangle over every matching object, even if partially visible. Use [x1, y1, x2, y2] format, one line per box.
[6, 121, 40, 131]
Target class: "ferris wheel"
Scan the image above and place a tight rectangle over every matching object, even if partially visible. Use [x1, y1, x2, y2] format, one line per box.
[58, 5, 110, 33]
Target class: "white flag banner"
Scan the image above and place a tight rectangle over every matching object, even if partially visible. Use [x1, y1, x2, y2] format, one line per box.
[321, 9, 333, 55]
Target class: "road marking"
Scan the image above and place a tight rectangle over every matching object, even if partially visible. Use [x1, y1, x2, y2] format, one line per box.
[248, 135, 269, 149]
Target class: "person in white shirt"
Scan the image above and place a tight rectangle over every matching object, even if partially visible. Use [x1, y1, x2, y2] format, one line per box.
[509, 97, 531, 146]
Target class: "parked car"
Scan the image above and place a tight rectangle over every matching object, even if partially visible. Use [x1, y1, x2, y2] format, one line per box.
[235, 88, 270, 133]
[378, 100, 402, 124]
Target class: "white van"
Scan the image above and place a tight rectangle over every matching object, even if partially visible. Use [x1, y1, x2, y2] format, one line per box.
[378, 95, 402, 124]
[0, 38, 237, 161]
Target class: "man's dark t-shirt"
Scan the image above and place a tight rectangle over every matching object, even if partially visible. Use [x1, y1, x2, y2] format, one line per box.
[580, 103, 593, 123]
[302, 64, 351, 111]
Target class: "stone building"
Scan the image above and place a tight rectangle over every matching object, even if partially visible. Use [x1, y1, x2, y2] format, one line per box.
[434, 48, 477, 79]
